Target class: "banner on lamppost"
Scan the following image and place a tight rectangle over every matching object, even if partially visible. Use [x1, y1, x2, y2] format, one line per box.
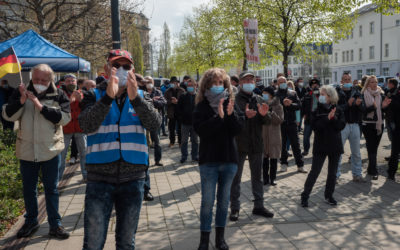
[244, 19, 260, 64]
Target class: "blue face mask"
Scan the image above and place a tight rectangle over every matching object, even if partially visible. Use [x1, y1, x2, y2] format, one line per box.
[242, 83, 255, 93]
[210, 85, 224, 94]
[279, 83, 287, 89]
[288, 87, 293, 90]
[187, 86, 195, 93]
[319, 95, 327, 104]
[343, 83, 352, 89]
[262, 94, 270, 102]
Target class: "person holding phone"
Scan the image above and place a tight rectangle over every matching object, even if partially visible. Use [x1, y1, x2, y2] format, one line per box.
[78, 49, 161, 249]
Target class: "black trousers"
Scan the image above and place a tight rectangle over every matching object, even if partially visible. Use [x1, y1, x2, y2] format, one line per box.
[280, 123, 304, 167]
[362, 124, 383, 175]
[168, 117, 181, 145]
[70, 136, 78, 158]
[301, 153, 340, 200]
[388, 129, 400, 178]
[263, 157, 277, 183]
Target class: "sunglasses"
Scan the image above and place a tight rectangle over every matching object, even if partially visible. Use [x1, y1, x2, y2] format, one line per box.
[112, 63, 132, 70]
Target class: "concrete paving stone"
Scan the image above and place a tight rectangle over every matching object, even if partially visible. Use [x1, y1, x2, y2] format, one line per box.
[135, 231, 171, 250]
[45, 235, 83, 250]
[291, 234, 338, 249]
[274, 223, 322, 241]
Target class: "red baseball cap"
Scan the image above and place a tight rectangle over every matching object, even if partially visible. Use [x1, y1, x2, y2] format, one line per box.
[107, 49, 133, 64]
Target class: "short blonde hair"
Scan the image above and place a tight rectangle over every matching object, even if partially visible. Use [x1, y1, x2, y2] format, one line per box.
[320, 85, 338, 104]
[31, 64, 55, 82]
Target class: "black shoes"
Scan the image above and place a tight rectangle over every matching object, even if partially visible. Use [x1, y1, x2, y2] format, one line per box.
[252, 207, 274, 218]
[325, 196, 337, 206]
[180, 159, 186, 164]
[144, 192, 154, 201]
[229, 210, 239, 221]
[198, 231, 210, 250]
[302, 151, 309, 156]
[155, 161, 164, 166]
[270, 181, 277, 186]
[301, 197, 309, 207]
[215, 227, 229, 250]
[17, 222, 39, 238]
[49, 226, 70, 239]
[372, 175, 379, 180]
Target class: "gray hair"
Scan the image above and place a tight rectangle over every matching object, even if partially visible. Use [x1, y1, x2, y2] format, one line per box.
[31, 64, 55, 82]
[320, 85, 338, 104]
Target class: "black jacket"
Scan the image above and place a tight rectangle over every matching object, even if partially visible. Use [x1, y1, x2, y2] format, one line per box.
[235, 90, 271, 153]
[177, 92, 196, 125]
[295, 86, 307, 101]
[301, 88, 318, 125]
[386, 88, 400, 131]
[360, 92, 385, 123]
[341, 87, 362, 124]
[311, 103, 345, 155]
[276, 88, 301, 125]
[193, 98, 245, 165]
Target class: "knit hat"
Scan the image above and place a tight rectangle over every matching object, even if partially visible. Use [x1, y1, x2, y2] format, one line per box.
[263, 86, 276, 97]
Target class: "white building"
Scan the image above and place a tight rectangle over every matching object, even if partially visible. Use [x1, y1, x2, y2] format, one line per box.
[331, 4, 400, 83]
[255, 44, 332, 86]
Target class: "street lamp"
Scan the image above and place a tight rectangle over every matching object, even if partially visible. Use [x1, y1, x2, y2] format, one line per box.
[111, 0, 121, 49]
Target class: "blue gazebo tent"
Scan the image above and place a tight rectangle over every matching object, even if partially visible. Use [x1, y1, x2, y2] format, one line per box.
[0, 29, 90, 72]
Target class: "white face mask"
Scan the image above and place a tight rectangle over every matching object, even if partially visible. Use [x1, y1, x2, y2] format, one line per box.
[33, 84, 48, 94]
[146, 84, 154, 89]
[299, 82, 304, 88]
[115, 67, 129, 87]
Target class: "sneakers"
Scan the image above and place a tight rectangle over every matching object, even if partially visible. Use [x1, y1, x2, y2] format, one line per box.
[17, 222, 39, 238]
[279, 164, 288, 172]
[229, 210, 239, 221]
[69, 157, 76, 165]
[49, 226, 70, 239]
[325, 197, 337, 206]
[252, 207, 274, 218]
[297, 167, 307, 173]
[353, 175, 367, 183]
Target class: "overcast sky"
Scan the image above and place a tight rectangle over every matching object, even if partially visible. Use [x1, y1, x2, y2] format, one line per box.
[142, 0, 210, 44]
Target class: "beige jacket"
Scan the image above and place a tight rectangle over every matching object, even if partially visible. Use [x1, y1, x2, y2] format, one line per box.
[262, 97, 284, 159]
[2, 82, 71, 162]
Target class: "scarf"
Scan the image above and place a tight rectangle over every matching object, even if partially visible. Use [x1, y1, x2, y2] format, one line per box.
[204, 89, 229, 114]
[364, 87, 382, 134]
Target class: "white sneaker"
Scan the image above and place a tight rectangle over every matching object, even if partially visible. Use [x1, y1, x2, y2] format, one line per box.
[280, 164, 288, 172]
[69, 157, 76, 164]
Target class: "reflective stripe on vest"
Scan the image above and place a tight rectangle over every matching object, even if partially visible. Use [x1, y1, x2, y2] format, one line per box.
[86, 89, 148, 165]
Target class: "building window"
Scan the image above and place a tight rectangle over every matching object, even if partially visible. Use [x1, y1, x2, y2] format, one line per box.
[359, 48, 363, 61]
[350, 29, 353, 39]
[359, 25, 362, 37]
[288, 57, 292, 64]
[293, 57, 298, 64]
[385, 43, 389, 57]
[357, 70, 363, 80]
[396, 20, 400, 26]
[342, 51, 345, 63]
[294, 68, 298, 76]
[383, 67, 390, 76]
[366, 68, 376, 75]
[370, 22, 374, 34]
[346, 51, 349, 62]
[334, 72, 337, 82]
[351, 50, 354, 61]
[335, 53, 338, 63]
[369, 46, 374, 59]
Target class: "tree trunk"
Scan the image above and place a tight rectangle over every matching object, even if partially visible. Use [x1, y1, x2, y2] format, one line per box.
[283, 51, 289, 78]
[242, 48, 248, 71]
[196, 68, 200, 81]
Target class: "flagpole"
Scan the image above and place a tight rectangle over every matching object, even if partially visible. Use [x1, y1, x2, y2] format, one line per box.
[11, 46, 23, 84]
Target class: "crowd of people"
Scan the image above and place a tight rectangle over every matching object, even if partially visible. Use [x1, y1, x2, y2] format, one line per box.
[1, 48, 399, 250]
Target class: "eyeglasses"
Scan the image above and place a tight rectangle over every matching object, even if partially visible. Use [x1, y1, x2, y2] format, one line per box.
[112, 63, 132, 71]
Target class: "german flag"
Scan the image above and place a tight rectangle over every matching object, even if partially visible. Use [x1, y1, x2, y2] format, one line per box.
[0, 47, 21, 79]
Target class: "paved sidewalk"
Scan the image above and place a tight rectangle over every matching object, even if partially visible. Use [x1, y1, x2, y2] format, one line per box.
[1, 132, 400, 250]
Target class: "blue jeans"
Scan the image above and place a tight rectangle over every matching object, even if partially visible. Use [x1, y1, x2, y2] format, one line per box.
[60, 133, 87, 181]
[83, 179, 145, 250]
[303, 124, 313, 153]
[180, 124, 199, 161]
[337, 123, 362, 178]
[200, 163, 237, 232]
[20, 155, 62, 228]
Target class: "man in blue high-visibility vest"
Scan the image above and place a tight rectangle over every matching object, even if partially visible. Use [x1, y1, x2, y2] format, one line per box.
[79, 49, 161, 250]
